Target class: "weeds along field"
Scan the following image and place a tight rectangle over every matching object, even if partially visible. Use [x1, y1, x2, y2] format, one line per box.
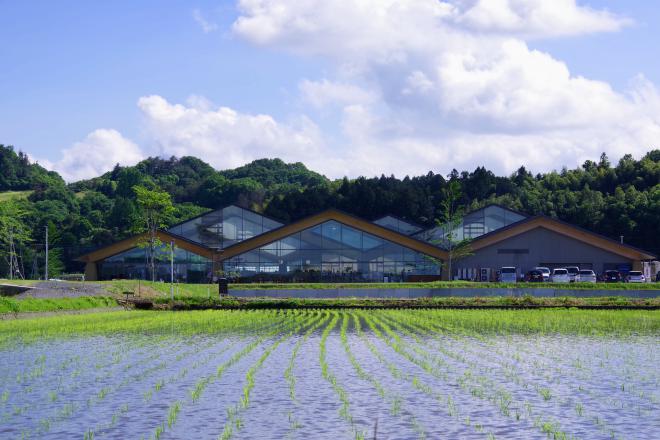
[0, 309, 658, 439]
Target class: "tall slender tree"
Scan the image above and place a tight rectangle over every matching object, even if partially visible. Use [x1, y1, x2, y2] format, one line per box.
[133, 185, 174, 281]
[436, 179, 473, 280]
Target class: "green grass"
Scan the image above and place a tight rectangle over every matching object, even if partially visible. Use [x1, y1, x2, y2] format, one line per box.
[147, 295, 660, 310]
[3, 279, 659, 297]
[0, 190, 32, 202]
[100, 279, 660, 299]
[0, 296, 118, 314]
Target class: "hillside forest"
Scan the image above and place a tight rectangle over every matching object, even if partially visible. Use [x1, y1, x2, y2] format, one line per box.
[0, 144, 658, 278]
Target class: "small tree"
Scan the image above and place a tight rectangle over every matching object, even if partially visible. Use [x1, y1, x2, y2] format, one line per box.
[435, 180, 472, 280]
[133, 185, 174, 281]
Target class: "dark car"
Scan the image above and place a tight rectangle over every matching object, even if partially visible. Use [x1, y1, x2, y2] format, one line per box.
[524, 270, 544, 282]
[603, 270, 622, 282]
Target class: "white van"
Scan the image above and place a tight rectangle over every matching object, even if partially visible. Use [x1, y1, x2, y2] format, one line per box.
[500, 267, 517, 283]
[552, 268, 570, 283]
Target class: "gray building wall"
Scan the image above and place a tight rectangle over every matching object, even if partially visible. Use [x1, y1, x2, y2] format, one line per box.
[454, 227, 632, 277]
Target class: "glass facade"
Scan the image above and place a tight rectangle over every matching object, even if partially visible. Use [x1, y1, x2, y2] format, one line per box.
[99, 246, 212, 282]
[373, 215, 423, 235]
[223, 220, 439, 282]
[415, 205, 526, 245]
[167, 205, 282, 249]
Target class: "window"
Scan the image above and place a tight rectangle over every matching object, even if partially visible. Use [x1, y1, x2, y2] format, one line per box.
[223, 220, 439, 282]
[166, 205, 283, 249]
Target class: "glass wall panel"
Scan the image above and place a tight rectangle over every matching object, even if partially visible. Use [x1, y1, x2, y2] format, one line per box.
[99, 245, 212, 282]
[373, 215, 423, 235]
[166, 205, 283, 249]
[222, 220, 440, 282]
[414, 205, 527, 246]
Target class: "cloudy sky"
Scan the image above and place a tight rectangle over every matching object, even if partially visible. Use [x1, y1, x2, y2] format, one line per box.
[1, 1, 659, 181]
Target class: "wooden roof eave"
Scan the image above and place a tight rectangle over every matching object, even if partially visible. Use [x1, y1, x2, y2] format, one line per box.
[467, 217, 656, 260]
[76, 230, 216, 263]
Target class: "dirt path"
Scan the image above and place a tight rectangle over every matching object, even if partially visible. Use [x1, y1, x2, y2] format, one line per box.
[13, 281, 113, 299]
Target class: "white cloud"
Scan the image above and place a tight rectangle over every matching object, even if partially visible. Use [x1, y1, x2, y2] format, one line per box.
[48, 129, 144, 182]
[137, 95, 324, 171]
[229, 0, 660, 177]
[299, 79, 375, 109]
[455, 0, 630, 38]
[192, 8, 219, 33]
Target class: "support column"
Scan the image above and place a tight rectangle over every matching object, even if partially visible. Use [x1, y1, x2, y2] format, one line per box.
[84, 262, 98, 281]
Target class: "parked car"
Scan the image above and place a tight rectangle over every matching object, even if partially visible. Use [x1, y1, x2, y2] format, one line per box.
[524, 270, 544, 282]
[626, 271, 646, 283]
[533, 267, 551, 281]
[500, 267, 517, 283]
[576, 269, 597, 283]
[603, 270, 622, 282]
[565, 266, 580, 282]
[551, 268, 570, 283]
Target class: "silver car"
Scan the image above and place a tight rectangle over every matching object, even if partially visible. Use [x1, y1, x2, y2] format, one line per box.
[566, 266, 580, 282]
[551, 268, 570, 283]
[627, 271, 646, 283]
[576, 269, 597, 283]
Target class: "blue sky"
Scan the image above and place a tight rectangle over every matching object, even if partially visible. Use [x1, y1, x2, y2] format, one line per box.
[1, 1, 659, 181]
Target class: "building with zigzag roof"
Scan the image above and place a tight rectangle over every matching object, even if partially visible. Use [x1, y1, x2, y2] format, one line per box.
[77, 204, 656, 282]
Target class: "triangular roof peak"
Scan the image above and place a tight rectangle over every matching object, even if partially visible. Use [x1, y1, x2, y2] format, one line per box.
[76, 230, 215, 263]
[468, 215, 656, 260]
[219, 208, 448, 261]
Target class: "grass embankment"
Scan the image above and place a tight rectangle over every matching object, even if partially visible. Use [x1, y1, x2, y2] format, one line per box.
[0, 309, 657, 343]
[144, 295, 660, 310]
[0, 296, 118, 314]
[103, 280, 660, 300]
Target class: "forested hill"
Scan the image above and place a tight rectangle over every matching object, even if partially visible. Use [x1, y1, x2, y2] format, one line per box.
[0, 145, 659, 276]
[0, 145, 63, 191]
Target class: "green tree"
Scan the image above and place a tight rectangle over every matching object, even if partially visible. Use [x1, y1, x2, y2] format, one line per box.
[0, 200, 32, 279]
[133, 185, 175, 281]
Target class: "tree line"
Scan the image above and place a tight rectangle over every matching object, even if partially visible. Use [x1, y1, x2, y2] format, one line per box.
[0, 144, 658, 278]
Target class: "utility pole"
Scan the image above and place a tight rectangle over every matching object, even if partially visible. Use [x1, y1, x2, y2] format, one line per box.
[45, 226, 49, 280]
[170, 240, 174, 301]
[8, 229, 13, 280]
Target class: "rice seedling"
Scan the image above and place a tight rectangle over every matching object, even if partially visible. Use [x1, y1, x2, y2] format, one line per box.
[539, 388, 552, 401]
[406, 312, 639, 433]
[317, 312, 368, 439]
[219, 312, 322, 439]
[285, 311, 330, 401]
[167, 401, 181, 428]
[343, 313, 427, 438]
[366, 312, 577, 437]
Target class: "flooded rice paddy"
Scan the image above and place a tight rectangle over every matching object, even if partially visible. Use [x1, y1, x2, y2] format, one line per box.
[0, 309, 658, 439]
